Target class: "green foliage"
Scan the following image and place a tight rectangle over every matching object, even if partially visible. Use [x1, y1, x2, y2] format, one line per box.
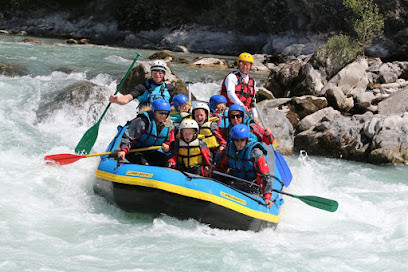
[321, 34, 360, 63]
[343, 0, 385, 54]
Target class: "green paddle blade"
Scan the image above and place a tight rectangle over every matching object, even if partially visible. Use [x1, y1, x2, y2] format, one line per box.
[295, 195, 339, 212]
[74, 121, 100, 154]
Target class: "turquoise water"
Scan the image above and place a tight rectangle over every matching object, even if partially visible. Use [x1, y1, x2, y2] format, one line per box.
[0, 35, 407, 272]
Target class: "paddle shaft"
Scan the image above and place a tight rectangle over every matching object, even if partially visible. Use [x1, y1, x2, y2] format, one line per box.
[254, 104, 277, 148]
[98, 53, 142, 121]
[213, 170, 337, 212]
[86, 145, 161, 158]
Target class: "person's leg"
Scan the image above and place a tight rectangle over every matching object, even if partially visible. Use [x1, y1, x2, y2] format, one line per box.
[146, 151, 168, 167]
[127, 152, 149, 165]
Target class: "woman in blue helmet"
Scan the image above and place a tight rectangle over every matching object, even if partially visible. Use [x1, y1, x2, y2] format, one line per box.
[117, 99, 174, 166]
[216, 104, 274, 145]
[109, 60, 175, 109]
[215, 124, 274, 208]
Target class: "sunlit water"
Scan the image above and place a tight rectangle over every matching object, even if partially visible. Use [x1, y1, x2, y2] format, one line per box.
[1, 35, 407, 272]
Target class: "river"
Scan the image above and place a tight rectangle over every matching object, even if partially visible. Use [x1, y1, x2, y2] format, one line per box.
[0, 35, 407, 271]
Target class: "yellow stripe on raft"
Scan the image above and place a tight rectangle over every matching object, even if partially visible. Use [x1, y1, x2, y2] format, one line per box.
[95, 170, 282, 223]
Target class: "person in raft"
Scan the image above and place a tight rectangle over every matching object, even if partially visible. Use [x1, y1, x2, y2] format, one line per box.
[220, 52, 258, 120]
[216, 104, 274, 146]
[209, 94, 228, 129]
[117, 98, 174, 166]
[162, 119, 211, 176]
[170, 94, 191, 124]
[192, 102, 226, 156]
[215, 124, 274, 208]
[109, 60, 175, 109]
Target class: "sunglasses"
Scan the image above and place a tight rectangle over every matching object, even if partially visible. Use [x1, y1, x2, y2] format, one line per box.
[239, 61, 252, 67]
[152, 70, 165, 74]
[233, 138, 247, 142]
[229, 113, 243, 119]
[156, 110, 170, 116]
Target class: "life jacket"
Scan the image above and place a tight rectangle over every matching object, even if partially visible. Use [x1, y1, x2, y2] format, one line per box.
[220, 71, 255, 108]
[170, 111, 192, 124]
[227, 140, 267, 181]
[138, 80, 171, 105]
[199, 121, 219, 149]
[134, 111, 170, 147]
[177, 138, 203, 169]
[216, 109, 229, 130]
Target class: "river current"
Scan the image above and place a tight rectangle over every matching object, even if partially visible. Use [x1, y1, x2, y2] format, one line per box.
[0, 35, 407, 272]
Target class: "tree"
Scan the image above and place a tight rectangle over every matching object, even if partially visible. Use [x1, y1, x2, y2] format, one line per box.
[343, 0, 385, 55]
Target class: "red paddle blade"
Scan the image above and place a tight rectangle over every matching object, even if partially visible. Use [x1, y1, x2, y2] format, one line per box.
[44, 153, 86, 165]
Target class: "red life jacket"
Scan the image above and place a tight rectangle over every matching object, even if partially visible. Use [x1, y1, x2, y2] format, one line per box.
[221, 71, 255, 108]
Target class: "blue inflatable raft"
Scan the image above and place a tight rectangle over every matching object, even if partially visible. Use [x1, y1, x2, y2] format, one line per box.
[94, 126, 285, 231]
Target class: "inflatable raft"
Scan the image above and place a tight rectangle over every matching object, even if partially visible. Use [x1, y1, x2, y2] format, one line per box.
[94, 126, 285, 231]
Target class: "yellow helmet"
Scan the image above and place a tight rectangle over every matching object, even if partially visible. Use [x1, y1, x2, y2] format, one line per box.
[237, 52, 254, 64]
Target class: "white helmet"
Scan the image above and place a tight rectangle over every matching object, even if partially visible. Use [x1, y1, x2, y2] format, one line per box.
[192, 102, 210, 118]
[179, 119, 199, 135]
[150, 60, 167, 73]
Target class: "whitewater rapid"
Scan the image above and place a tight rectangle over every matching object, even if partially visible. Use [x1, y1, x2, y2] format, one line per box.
[0, 35, 407, 271]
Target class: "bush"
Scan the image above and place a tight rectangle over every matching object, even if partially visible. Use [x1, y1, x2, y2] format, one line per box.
[343, 0, 385, 55]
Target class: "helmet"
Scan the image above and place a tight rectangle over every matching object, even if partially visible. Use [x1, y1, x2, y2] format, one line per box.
[237, 52, 254, 64]
[150, 60, 167, 73]
[172, 94, 189, 109]
[152, 98, 171, 112]
[192, 102, 210, 118]
[228, 104, 245, 118]
[231, 124, 250, 140]
[209, 95, 227, 111]
[179, 119, 199, 132]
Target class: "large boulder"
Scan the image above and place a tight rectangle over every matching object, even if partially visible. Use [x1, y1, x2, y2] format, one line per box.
[36, 81, 108, 124]
[256, 106, 294, 155]
[377, 88, 408, 115]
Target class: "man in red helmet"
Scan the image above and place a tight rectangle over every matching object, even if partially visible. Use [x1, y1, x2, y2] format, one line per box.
[220, 52, 258, 120]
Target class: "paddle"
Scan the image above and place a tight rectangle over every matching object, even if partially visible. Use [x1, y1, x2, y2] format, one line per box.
[212, 170, 338, 212]
[253, 104, 293, 187]
[74, 53, 142, 154]
[45, 146, 161, 165]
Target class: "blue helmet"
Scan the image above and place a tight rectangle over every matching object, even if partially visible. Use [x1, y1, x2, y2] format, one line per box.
[152, 98, 171, 112]
[228, 104, 245, 119]
[231, 124, 250, 140]
[172, 94, 189, 109]
[209, 95, 227, 111]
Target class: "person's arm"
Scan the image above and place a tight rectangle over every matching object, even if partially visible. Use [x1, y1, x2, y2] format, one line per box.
[212, 123, 227, 150]
[224, 73, 243, 106]
[250, 124, 273, 146]
[109, 93, 133, 105]
[166, 84, 175, 103]
[167, 140, 179, 168]
[251, 147, 274, 207]
[117, 117, 147, 159]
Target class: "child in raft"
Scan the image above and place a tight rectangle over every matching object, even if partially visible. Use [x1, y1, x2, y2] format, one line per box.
[170, 94, 191, 124]
[162, 119, 211, 176]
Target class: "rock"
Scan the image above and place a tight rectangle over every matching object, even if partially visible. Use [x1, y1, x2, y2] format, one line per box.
[369, 113, 408, 164]
[173, 45, 189, 53]
[264, 59, 305, 98]
[0, 62, 28, 77]
[292, 95, 328, 119]
[297, 107, 341, 132]
[258, 98, 292, 108]
[22, 38, 42, 44]
[36, 81, 108, 124]
[257, 106, 294, 155]
[324, 83, 354, 112]
[190, 58, 228, 69]
[329, 57, 369, 94]
[378, 88, 408, 115]
[0, 30, 9, 35]
[255, 87, 275, 102]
